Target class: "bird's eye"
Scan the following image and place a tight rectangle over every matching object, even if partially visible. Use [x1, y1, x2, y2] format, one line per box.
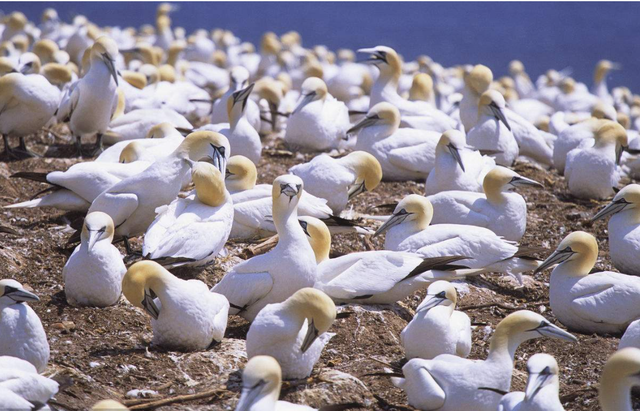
[397, 209, 408, 215]
[436, 291, 446, 298]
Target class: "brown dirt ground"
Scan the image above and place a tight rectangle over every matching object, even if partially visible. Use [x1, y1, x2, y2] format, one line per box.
[1, 125, 638, 410]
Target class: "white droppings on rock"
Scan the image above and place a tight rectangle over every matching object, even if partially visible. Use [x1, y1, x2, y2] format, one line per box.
[89, 362, 101, 368]
[125, 389, 159, 399]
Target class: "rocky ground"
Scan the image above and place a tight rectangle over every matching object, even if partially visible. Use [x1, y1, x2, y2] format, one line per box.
[0, 126, 637, 410]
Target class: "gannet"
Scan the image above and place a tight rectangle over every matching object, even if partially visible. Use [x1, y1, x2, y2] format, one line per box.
[284, 77, 351, 151]
[394, 310, 576, 411]
[509, 60, 535, 99]
[592, 60, 620, 105]
[461, 65, 554, 167]
[225, 158, 352, 239]
[427, 167, 543, 241]
[553, 77, 599, 114]
[57, 36, 119, 156]
[599, 348, 640, 411]
[303, 216, 480, 304]
[401, 281, 471, 360]
[350, 102, 441, 181]
[0, 280, 49, 372]
[211, 66, 261, 131]
[467, 90, 518, 166]
[212, 175, 318, 321]
[565, 121, 627, 199]
[122, 260, 229, 351]
[246, 288, 335, 379]
[358, 46, 457, 131]
[63, 212, 126, 307]
[620, 319, 640, 349]
[289, 151, 383, 214]
[425, 130, 495, 194]
[7, 151, 152, 211]
[553, 117, 606, 174]
[591, 184, 640, 275]
[89, 131, 230, 253]
[143, 161, 233, 268]
[103, 107, 192, 145]
[217, 83, 262, 164]
[536, 231, 640, 334]
[497, 353, 564, 411]
[0, 356, 37, 374]
[0, 69, 60, 158]
[377, 195, 541, 282]
[0, 368, 59, 410]
[97, 122, 185, 163]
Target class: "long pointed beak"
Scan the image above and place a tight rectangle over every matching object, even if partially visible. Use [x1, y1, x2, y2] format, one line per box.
[616, 144, 627, 165]
[293, 92, 316, 115]
[356, 48, 385, 65]
[235, 382, 266, 411]
[373, 212, 409, 237]
[211, 145, 227, 174]
[347, 116, 379, 135]
[87, 228, 105, 251]
[347, 181, 366, 200]
[510, 175, 544, 189]
[592, 199, 629, 222]
[300, 319, 319, 353]
[6, 288, 40, 303]
[538, 322, 577, 342]
[415, 296, 447, 314]
[447, 144, 465, 172]
[489, 102, 511, 131]
[524, 372, 551, 402]
[234, 83, 255, 108]
[280, 183, 300, 198]
[142, 290, 160, 320]
[534, 249, 574, 274]
[103, 54, 119, 86]
[610, 62, 622, 70]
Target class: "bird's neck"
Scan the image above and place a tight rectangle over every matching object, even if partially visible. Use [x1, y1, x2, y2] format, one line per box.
[274, 203, 302, 242]
[551, 258, 593, 279]
[485, 189, 508, 205]
[487, 327, 527, 364]
[600, 378, 634, 411]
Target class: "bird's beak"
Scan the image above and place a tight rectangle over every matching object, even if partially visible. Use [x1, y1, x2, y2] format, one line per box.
[447, 143, 465, 172]
[87, 228, 105, 251]
[142, 289, 160, 320]
[592, 198, 630, 221]
[347, 180, 366, 200]
[489, 102, 511, 131]
[415, 295, 447, 314]
[373, 211, 410, 237]
[225, 169, 233, 179]
[524, 369, 552, 402]
[280, 183, 301, 198]
[300, 319, 319, 353]
[102, 53, 119, 86]
[616, 144, 627, 165]
[210, 144, 227, 174]
[235, 380, 267, 411]
[233, 82, 255, 110]
[610, 62, 622, 70]
[357, 48, 386, 65]
[534, 248, 575, 274]
[293, 91, 316, 115]
[4, 287, 39, 303]
[347, 115, 380, 135]
[534, 321, 577, 342]
[509, 175, 544, 189]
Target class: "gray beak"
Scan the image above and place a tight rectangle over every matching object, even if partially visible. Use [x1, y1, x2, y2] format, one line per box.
[509, 175, 544, 189]
[4, 286, 40, 303]
[293, 91, 317, 115]
[373, 210, 410, 237]
[210, 144, 227, 174]
[280, 183, 301, 198]
[592, 198, 630, 221]
[87, 227, 105, 251]
[447, 143, 465, 172]
[616, 144, 627, 166]
[534, 247, 575, 274]
[235, 380, 267, 411]
[489, 102, 511, 131]
[142, 289, 160, 320]
[347, 115, 380, 135]
[524, 368, 552, 402]
[300, 319, 319, 353]
[415, 292, 448, 314]
[347, 181, 366, 200]
[102, 53, 119, 86]
[233, 83, 255, 111]
[533, 320, 577, 342]
[357, 48, 387, 65]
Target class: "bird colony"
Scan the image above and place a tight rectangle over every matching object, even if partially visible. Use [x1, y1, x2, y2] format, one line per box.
[2, 5, 640, 411]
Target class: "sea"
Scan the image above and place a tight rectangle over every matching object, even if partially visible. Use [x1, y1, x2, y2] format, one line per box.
[4, 2, 640, 92]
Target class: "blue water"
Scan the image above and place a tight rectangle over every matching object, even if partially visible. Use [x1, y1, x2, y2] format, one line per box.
[5, 2, 640, 92]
